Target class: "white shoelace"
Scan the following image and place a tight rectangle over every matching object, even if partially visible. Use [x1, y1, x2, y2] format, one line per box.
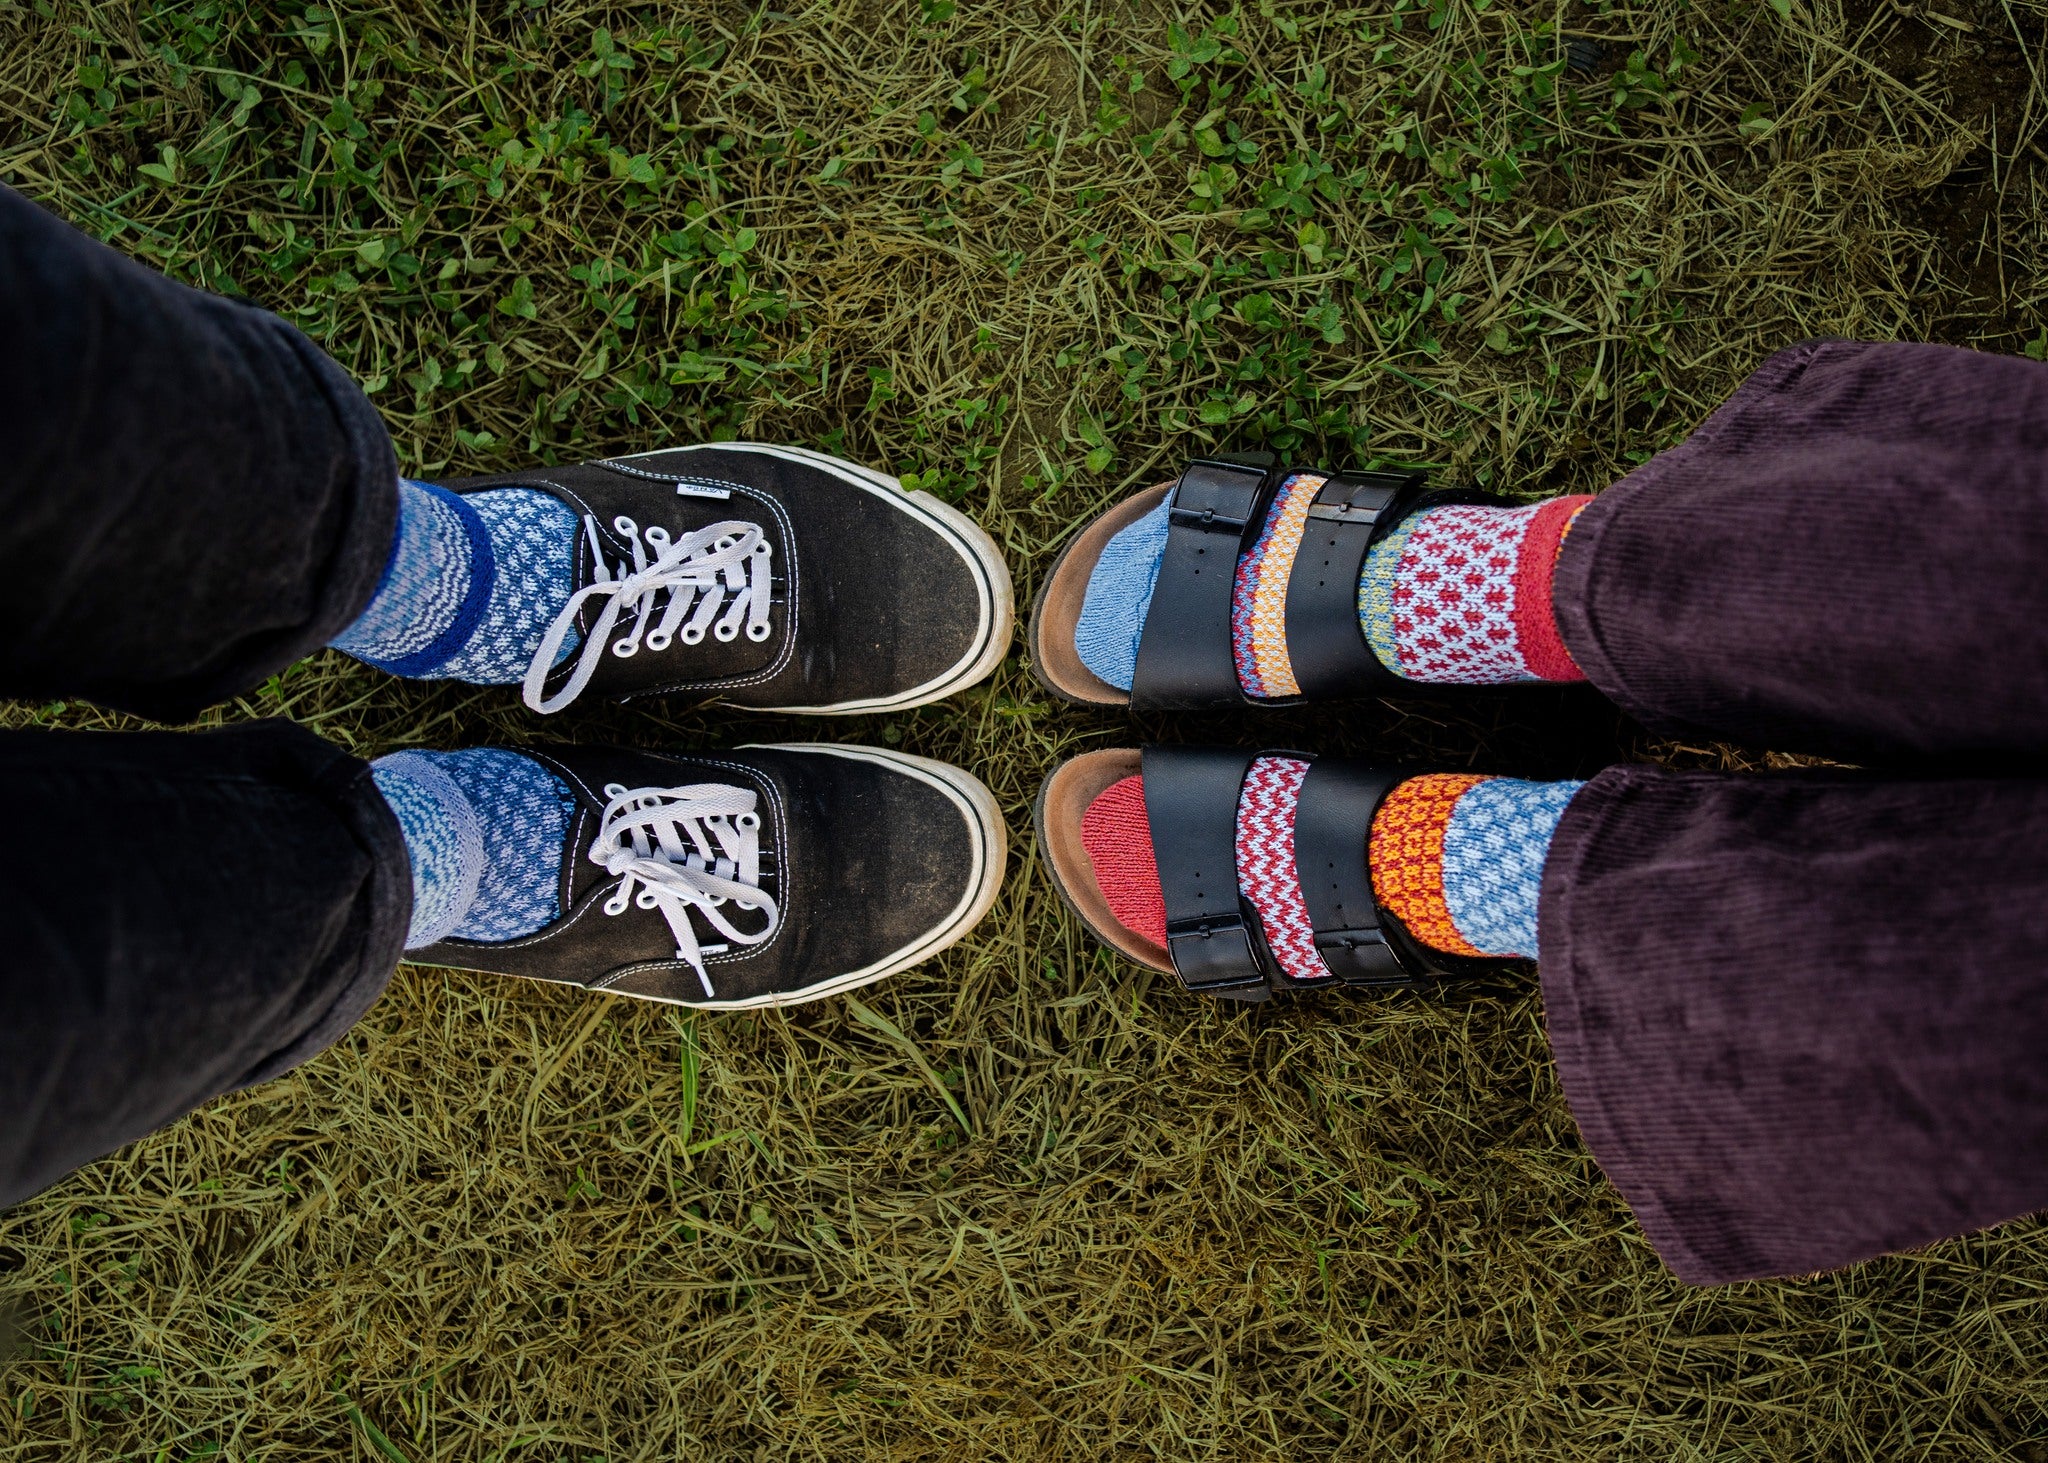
[589, 780, 780, 999]
[524, 514, 774, 714]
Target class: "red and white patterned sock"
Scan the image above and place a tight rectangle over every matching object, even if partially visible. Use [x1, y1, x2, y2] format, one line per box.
[1080, 756, 1337, 985]
[1357, 496, 1593, 684]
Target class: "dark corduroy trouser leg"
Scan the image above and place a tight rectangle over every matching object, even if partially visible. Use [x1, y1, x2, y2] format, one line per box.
[1543, 340, 2048, 1283]
[0, 186, 408, 1209]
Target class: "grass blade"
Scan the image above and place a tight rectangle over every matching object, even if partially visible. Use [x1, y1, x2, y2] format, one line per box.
[843, 995, 973, 1137]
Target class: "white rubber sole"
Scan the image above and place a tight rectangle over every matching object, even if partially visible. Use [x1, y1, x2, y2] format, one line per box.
[663, 743, 1008, 1011]
[608, 441, 1015, 715]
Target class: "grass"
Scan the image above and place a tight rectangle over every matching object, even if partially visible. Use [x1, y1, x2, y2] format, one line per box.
[2, 0, 2047, 1456]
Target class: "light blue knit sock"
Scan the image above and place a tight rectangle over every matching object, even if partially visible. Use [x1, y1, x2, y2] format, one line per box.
[334, 478, 582, 683]
[372, 748, 578, 948]
[1437, 778, 1584, 959]
[1073, 500, 1169, 691]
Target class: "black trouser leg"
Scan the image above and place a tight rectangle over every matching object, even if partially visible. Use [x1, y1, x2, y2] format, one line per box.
[0, 183, 396, 721]
[0, 188, 411, 1207]
[1554, 339, 2048, 761]
[1539, 767, 2048, 1284]
[0, 724, 409, 1209]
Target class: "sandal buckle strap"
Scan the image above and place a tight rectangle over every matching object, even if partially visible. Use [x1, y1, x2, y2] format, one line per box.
[1282, 470, 1430, 699]
[1166, 910, 1271, 994]
[1142, 744, 1276, 998]
[1312, 925, 1408, 985]
[1132, 454, 1285, 709]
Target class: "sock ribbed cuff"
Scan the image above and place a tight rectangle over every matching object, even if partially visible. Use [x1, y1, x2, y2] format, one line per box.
[1512, 497, 1592, 683]
[333, 479, 496, 676]
[373, 751, 486, 948]
[372, 748, 576, 949]
[1358, 495, 1594, 685]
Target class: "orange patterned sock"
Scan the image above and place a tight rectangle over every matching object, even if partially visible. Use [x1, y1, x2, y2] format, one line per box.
[1368, 774, 1491, 956]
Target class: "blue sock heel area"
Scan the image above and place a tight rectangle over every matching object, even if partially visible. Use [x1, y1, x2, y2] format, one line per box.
[1438, 778, 1584, 960]
[1073, 499, 1169, 692]
[333, 480, 494, 674]
[334, 481, 580, 685]
[372, 748, 577, 948]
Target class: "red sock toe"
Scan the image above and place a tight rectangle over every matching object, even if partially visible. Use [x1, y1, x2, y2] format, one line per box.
[1080, 775, 1167, 945]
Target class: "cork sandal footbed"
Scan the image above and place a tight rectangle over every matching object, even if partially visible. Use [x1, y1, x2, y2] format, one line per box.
[1032, 747, 1172, 973]
[1026, 484, 1173, 706]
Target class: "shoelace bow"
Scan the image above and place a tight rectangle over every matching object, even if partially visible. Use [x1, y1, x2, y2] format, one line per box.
[524, 514, 774, 714]
[589, 780, 779, 999]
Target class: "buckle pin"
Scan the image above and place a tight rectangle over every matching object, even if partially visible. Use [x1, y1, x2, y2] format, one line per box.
[1169, 504, 1250, 533]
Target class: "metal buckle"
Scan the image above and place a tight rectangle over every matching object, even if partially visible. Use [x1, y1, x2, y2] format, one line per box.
[1166, 911, 1269, 991]
[1167, 458, 1273, 536]
[1313, 925, 1407, 985]
[1305, 470, 1414, 525]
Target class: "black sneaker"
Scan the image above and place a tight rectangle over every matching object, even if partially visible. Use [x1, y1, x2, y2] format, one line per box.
[443, 443, 1014, 715]
[412, 742, 1006, 1008]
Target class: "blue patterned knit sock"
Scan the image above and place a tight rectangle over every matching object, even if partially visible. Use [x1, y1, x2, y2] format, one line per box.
[371, 748, 578, 948]
[334, 478, 582, 683]
[1437, 778, 1584, 959]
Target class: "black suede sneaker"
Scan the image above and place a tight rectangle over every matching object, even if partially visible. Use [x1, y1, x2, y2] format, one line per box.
[412, 743, 1006, 1008]
[442, 443, 1014, 715]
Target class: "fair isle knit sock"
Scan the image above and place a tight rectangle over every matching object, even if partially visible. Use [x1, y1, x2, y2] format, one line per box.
[1072, 473, 1328, 697]
[1072, 481, 1591, 694]
[1367, 774, 1584, 959]
[1357, 496, 1593, 684]
[1230, 475, 1327, 698]
[1079, 767, 1582, 968]
[333, 478, 583, 684]
[371, 748, 577, 948]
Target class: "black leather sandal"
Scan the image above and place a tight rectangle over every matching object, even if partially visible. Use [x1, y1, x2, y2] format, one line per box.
[1036, 745, 1529, 1003]
[1029, 452, 1512, 709]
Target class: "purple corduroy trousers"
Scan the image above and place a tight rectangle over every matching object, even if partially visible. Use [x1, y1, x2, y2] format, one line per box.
[1544, 339, 2048, 1284]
